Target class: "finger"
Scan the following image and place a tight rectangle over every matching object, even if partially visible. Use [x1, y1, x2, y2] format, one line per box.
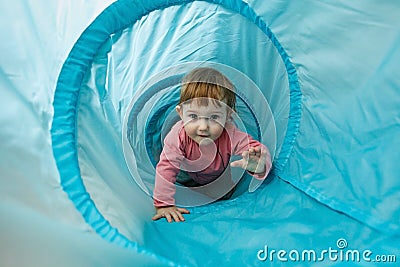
[252, 147, 265, 159]
[242, 150, 249, 159]
[260, 147, 268, 157]
[257, 148, 268, 164]
[176, 212, 186, 222]
[248, 147, 254, 155]
[178, 208, 190, 214]
[165, 213, 173, 223]
[230, 159, 246, 168]
[170, 211, 179, 222]
[152, 214, 163, 221]
[171, 213, 185, 222]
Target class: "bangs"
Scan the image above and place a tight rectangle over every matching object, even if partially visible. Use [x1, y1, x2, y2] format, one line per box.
[190, 97, 224, 108]
[179, 67, 236, 110]
[180, 82, 225, 106]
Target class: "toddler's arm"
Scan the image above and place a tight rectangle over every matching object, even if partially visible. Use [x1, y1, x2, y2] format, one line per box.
[230, 145, 270, 178]
[153, 123, 184, 207]
[228, 125, 272, 180]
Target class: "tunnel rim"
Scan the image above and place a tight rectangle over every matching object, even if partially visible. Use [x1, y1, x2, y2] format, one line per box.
[50, 0, 302, 249]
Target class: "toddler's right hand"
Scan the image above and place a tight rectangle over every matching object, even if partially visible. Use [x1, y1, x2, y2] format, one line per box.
[152, 206, 190, 223]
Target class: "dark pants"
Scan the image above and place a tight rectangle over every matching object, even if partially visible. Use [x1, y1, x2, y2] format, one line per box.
[176, 170, 236, 201]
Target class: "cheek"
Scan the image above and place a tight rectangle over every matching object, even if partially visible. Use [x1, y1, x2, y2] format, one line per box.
[183, 123, 196, 136]
[210, 124, 224, 137]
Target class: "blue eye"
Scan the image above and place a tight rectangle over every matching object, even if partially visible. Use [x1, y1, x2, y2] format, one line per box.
[210, 115, 219, 120]
[188, 114, 198, 119]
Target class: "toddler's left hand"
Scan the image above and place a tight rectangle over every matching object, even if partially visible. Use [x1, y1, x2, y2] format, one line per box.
[230, 146, 268, 175]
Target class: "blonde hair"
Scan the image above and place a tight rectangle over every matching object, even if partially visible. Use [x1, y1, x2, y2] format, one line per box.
[179, 67, 236, 110]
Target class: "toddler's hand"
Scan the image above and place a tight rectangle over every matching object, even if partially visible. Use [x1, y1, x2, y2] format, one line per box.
[230, 146, 268, 175]
[152, 206, 190, 223]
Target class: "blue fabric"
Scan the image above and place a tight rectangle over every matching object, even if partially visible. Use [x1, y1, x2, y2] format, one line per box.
[50, 0, 400, 266]
[52, 0, 300, 250]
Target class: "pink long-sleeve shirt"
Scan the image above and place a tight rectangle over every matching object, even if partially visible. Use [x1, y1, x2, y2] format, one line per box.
[153, 121, 271, 207]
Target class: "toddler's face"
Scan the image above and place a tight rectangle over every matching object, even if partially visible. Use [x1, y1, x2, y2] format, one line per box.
[176, 98, 229, 144]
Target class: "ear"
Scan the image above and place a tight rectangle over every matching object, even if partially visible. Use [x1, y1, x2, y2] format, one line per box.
[226, 109, 233, 122]
[176, 105, 183, 119]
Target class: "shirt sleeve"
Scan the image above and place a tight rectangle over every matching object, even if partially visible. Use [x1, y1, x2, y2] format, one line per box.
[153, 124, 184, 207]
[230, 125, 272, 180]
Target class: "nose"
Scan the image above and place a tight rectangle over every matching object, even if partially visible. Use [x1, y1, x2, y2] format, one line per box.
[197, 117, 209, 131]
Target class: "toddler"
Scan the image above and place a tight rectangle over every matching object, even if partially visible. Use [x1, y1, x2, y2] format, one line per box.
[152, 67, 271, 222]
